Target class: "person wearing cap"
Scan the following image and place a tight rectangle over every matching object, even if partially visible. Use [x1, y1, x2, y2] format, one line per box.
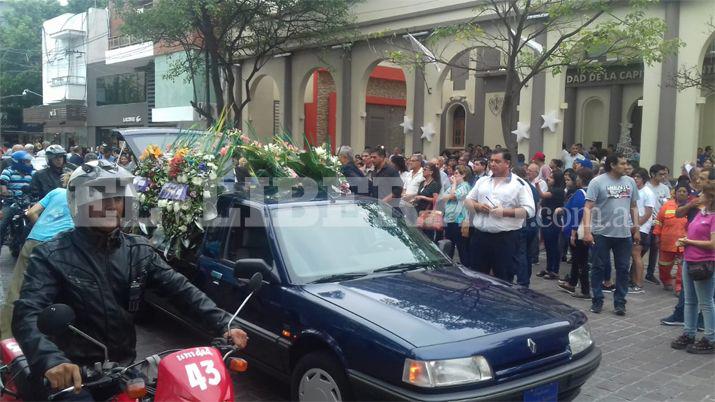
[532, 151, 551, 182]
[573, 157, 593, 172]
[12, 160, 248, 398]
[465, 150, 535, 281]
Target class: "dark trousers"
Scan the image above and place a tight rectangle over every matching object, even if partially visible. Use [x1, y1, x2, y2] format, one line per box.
[591, 235, 632, 307]
[515, 228, 534, 287]
[569, 240, 590, 295]
[0, 205, 20, 248]
[646, 229, 659, 277]
[445, 222, 469, 266]
[471, 229, 519, 281]
[542, 222, 562, 274]
[528, 228, 540, 264]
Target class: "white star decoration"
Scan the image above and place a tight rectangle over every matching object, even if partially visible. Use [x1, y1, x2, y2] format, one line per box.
[399, 115, 413, 134]
[540, 110, 562, 133]
[421, 122, 436, 142]
[512, 122, 530, 143]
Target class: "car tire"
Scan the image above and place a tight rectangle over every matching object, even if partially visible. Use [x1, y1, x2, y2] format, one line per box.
[291, 351, 352, 402]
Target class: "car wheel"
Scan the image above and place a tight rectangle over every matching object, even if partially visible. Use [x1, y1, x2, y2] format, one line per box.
[291, 351, 351, 402]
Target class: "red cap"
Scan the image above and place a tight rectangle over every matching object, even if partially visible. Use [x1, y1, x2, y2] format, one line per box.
[532, 151, 546, 161]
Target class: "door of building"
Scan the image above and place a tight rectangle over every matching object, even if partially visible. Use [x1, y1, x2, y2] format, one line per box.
[365, 104, 405, 151]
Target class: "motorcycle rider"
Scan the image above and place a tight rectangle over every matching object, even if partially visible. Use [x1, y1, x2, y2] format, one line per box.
[12, 160, 248, 399]
[0, 151, 34, 253]
[30, 144, 70, 199]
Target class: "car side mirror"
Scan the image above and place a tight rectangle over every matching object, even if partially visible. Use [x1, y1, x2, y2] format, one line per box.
[437, 239, 454, 259]
[37, 304, 75, 336]
[234, 258, 279, 284]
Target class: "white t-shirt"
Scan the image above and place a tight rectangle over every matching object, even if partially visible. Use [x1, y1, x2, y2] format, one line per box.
[637, 186, 657, 233]
[645, 181, 670, 221]
[561, 150, 585, 170]
[401, 168, 424, 196]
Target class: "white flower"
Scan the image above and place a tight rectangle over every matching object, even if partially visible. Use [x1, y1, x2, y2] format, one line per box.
[173, 202, 181, 212]
[179, 225, 187, 232]
[177, 174, 188, 183]
[315, 147, 326, 157]
[191, 176, 203, 186]
[157, 199, 168, 208]
[209, 172, 217, 181]
[137, 193, 145, 202]
[181, 203, 189, 211]
[205, 154, 215, 161]
[203, 190, 212, 198]
[207, 162, 217, 169]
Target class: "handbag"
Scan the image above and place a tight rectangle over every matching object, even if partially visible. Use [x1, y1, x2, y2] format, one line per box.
[416, 193, 444, 232]
[686, 261, 714, 281]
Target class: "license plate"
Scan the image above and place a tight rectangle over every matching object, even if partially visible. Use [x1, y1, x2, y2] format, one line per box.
[523, 381, 558, 402]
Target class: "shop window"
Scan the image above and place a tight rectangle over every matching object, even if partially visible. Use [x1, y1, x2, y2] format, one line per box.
[96, 72, 146, 106]
[452, 105, 466, 148]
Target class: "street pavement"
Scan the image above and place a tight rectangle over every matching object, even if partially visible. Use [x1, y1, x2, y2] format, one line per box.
[0, 246, 713, 401]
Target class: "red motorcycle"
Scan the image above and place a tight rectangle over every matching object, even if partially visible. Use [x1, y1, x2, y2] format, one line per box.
[0, 273, 263, 402]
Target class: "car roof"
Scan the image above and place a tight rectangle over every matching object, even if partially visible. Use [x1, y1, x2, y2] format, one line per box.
[113, 128, 207, 136]
[219, 190, 375, 209]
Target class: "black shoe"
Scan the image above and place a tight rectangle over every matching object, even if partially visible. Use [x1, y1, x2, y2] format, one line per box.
[558, 283, 575, 294]
[536, 270, 548, 278]
[686, 338, 715, 354]
[572, 292, 591, 299]
[590, 303, 602, 314]
[671, 334, 695, 350]
[545, 272, 559, 280]
[614, 305, 626, 316]
[644, 275, 661, 285]
[661, 314, 685, 326]
[602, 284, 615, 293]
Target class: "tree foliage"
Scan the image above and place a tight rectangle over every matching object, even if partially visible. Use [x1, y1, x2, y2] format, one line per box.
[118, 0, 355, 127]
[388, 0, 681, 153]
[670, 19, 714, 95]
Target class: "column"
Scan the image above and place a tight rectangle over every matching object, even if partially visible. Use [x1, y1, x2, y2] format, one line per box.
[608, 85, 623, 147]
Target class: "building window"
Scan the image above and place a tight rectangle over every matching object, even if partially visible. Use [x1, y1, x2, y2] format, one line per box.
[452, 105, 466, 148]
[96, 72, 146, 106]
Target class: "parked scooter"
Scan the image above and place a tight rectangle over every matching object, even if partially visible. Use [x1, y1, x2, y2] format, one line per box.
[0, 273, 263, 401]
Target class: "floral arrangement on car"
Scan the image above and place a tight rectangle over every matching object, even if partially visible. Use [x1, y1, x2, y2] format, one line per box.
[133, 124, 345, 258]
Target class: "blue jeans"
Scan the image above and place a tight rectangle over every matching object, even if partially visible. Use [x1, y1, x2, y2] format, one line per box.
[542, 221, 561, 274]
[514, 228, 532, 287]
[591, 235, 632, 307]
[683, 262, 715, 341]
[445, 222, 469, 267]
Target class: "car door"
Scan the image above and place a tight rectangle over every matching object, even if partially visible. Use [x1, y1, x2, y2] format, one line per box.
[206, 204, 289, 373]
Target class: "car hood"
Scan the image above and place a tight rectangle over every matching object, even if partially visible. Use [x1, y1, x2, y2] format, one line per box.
[304, 265, 580, 348]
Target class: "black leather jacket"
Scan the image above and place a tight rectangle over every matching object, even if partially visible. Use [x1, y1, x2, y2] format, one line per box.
[13, 228, 232, 377]
[29, 167, 63, 200]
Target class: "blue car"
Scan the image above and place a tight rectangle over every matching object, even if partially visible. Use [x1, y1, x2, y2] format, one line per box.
[147, 194, 601, 401]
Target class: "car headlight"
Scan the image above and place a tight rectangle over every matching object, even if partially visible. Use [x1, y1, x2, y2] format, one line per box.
[569, 325, 593, 356]
[402, 356, 493, 388]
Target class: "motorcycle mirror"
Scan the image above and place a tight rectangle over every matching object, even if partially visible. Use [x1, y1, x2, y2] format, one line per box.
[37, 304, 75, 336]
[247, 272, 263, 293]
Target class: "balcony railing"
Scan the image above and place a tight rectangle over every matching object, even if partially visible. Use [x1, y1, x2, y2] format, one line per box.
[109, 35, 145, 50]
[49, 75, 86, 87]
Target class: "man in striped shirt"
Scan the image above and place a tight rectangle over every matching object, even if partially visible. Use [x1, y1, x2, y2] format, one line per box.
[0, 151, 34, 254]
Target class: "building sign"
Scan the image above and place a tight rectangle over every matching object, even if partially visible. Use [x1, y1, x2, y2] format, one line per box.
[122, 115, 142, 123]
[566, 65, 644, 87]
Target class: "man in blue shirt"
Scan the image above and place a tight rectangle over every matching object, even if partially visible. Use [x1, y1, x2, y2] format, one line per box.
[0, 184, 74, 338]
[0, 151, 34, 254]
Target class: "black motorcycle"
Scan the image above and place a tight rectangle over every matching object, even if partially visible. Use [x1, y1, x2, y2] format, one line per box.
[1, 193, 33, 258]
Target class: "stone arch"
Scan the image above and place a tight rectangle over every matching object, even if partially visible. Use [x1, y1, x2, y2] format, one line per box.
[246, 74, 282, 141]
[580, 96, 607, 149]
[698, 33, 715, 148]
[440, 100, 474, 150]
[298, 67, 338, 149]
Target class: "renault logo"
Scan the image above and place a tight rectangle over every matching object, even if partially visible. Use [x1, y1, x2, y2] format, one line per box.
[527, 338, 537, 354]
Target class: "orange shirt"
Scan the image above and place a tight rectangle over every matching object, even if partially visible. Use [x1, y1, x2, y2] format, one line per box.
[653, 199, 687, 253]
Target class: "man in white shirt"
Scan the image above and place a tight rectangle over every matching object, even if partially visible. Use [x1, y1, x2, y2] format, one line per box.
[561, 144, 585, 170]
[401, 154, 424, 199]
[465, 150, 535, 281]
[644, 163, 671, 284]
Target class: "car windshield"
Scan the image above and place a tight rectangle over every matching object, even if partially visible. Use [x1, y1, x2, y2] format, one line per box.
[269, 201, 449, 284]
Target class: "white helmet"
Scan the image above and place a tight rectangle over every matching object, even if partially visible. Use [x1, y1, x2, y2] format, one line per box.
[67, 160, 136, 225]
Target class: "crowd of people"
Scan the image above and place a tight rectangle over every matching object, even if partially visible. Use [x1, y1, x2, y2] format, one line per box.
[338, 142, 715, 354]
